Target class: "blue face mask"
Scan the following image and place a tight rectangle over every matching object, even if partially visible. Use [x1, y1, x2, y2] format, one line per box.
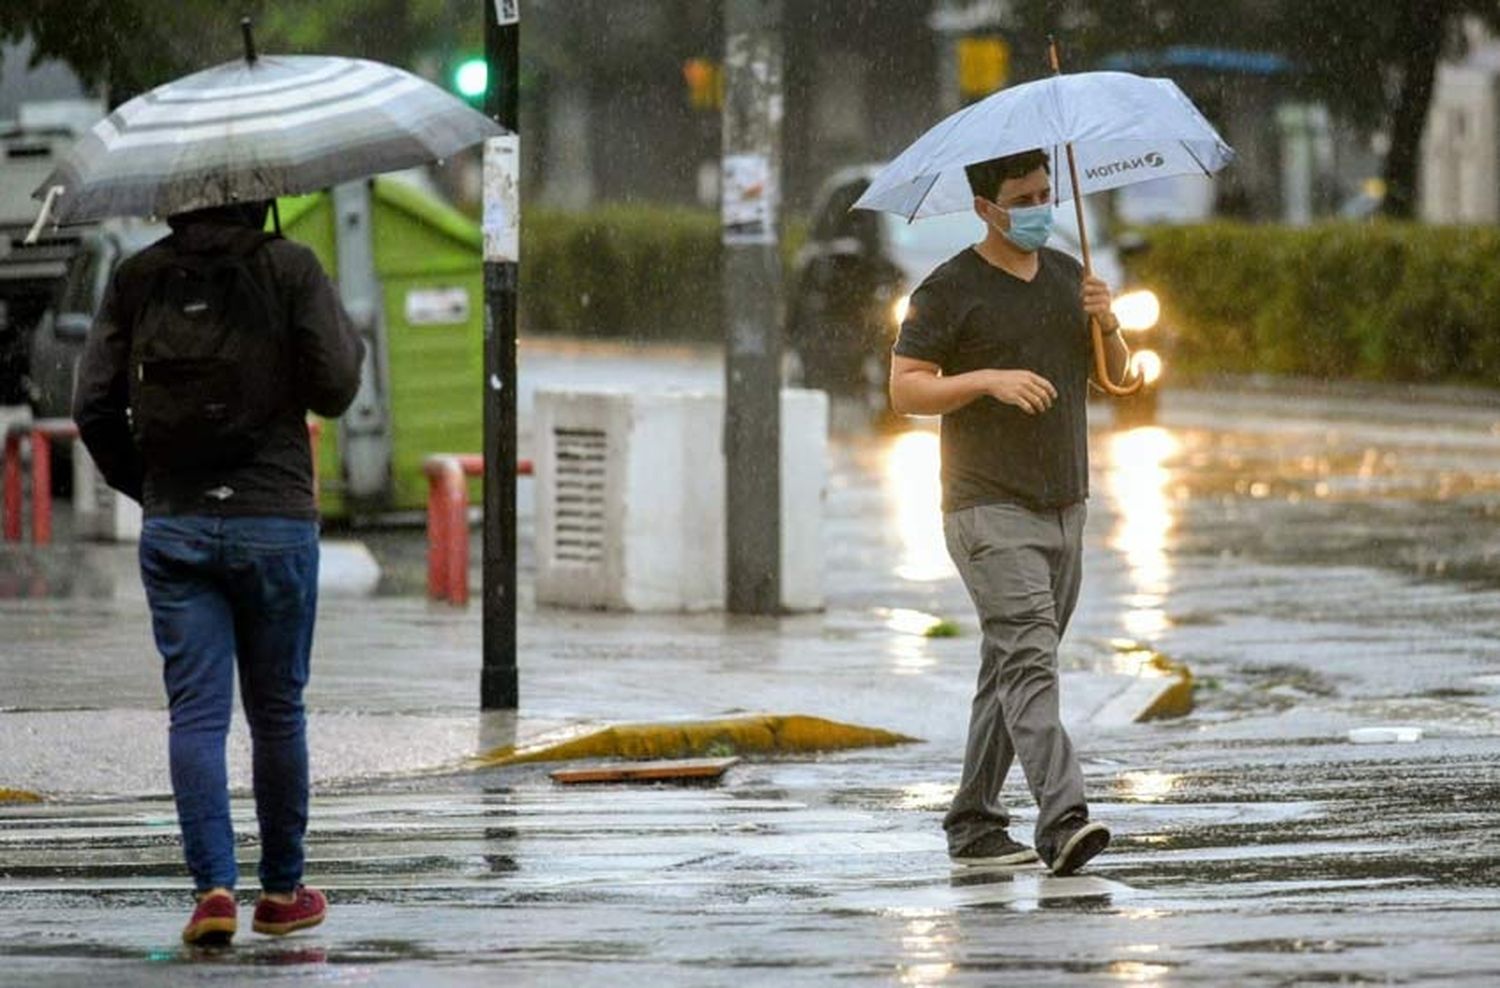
[998, 203, 1054, 252]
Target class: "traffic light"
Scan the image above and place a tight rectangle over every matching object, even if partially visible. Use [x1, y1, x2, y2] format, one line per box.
[683, 58, 722, 111]
[452, 57, 487, 102]
[957, 36, 1009, 100]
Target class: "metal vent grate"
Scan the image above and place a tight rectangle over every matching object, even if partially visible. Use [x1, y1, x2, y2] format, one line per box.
[552, 427, 607, 563]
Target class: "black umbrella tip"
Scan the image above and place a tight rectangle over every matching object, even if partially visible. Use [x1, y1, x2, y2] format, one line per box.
[241, 17, 258, 65]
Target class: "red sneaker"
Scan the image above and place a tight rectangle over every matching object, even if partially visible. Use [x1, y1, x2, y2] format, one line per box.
[252, 885, 327, 936]
[182, 890, 237, 946]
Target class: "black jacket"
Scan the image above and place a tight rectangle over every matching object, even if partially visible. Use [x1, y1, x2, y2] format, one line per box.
[73, 219, 365, 519]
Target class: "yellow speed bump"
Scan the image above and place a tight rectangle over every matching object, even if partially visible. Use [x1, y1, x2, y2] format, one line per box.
[0, 788, 43, 804]
[474, 714, 918, 768]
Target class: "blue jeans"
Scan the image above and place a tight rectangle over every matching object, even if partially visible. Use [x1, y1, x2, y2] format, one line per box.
[139, 515, 320, 893]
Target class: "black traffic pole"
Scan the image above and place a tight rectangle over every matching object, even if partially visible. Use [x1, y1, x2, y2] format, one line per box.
[722, 0, 784, 615]
[481, 0, 520, 709]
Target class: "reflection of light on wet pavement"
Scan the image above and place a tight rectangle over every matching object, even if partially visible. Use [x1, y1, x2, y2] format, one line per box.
[1108, 960, 1172, 984]
[888, 634, 938, 676]
[899, 962, 955, 986]
[884, 430, 954, 582]
[882, 610, 945, 675]
[895, 781, 957, 811]
[898, 918, 955, 985]
[1122, 908, 1169, 921]
[1118, 770, 1181, 803]
[885, 608, 944, 636]
[1104, 428, 1181, 641]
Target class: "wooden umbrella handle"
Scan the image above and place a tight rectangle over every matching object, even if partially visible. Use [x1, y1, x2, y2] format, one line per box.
[1090, 313, 1144, 396]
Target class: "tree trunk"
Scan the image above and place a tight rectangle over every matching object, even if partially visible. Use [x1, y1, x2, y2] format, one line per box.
[1380, 0, 1451, 218]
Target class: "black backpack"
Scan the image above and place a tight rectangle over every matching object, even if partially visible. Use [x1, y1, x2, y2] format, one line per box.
[128, 231, 290, 469]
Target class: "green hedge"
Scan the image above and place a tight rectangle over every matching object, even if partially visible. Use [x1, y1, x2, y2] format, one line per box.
[520, 204, 806, 342]
[1133, 223, 1500, 383]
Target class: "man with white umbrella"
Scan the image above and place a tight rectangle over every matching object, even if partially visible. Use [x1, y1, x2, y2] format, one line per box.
[889, 149, 1127, 875]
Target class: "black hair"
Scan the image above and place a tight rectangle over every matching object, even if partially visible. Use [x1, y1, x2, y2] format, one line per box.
[964, 149, 1050, 201]
[167, 200, 272, 231]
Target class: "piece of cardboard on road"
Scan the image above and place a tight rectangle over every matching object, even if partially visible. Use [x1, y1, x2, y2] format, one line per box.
[550, 756, 740, 785]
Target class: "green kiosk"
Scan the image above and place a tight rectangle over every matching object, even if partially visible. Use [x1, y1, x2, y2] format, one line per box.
[278, 178, 483, 520]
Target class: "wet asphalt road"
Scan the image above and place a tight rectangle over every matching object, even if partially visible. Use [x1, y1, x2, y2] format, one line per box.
[4, 345, 1500, 984]
[4, 735, 1499, 986]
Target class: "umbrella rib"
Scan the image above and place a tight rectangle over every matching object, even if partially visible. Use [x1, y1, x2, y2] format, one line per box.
[1179, 139, 1212, 178]
[904, 172, 942, 222]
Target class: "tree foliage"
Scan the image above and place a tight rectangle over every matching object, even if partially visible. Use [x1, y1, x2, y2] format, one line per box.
[0, 0, 479, 104]
[6, 0, 1498, 219]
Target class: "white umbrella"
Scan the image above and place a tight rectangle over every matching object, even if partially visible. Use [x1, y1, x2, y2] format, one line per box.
[853, 72, 1233, 221]
[854, 44, 1234, 395]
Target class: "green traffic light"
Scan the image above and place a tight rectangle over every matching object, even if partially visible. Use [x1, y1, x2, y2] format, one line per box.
[454, 59, 487, 98]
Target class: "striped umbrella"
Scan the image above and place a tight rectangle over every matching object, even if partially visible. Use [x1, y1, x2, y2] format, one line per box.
[31, 25, 504, 227]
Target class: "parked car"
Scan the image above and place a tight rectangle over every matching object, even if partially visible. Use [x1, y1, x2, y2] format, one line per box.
[27, 219, 169, 420]
[0, 114, 98, 409]
[785, 165, 1167, 426]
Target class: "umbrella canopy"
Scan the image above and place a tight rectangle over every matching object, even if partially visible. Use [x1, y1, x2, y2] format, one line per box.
[33, 54, 504, 225]
[854, 71, 1234, 220]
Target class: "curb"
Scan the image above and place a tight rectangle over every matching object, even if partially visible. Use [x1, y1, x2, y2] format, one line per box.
[1089, 641, 1195, 727]
[319, 540, 381, 597]
[473, 714, 919, 768]
[1134, 652, 1194, 721]
[0, 788, 43, 804]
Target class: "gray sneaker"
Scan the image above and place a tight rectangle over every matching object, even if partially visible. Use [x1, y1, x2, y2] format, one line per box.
[950, 831, 1040, 866]
[1040, 818, 1110, 876]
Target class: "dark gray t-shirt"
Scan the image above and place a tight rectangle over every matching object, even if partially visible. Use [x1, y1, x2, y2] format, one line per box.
[893, 246, 1090, 512]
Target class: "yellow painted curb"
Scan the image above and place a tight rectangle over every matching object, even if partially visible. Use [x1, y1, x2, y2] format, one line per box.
[0, 788, 43, 804]
[474, 714, 919, 768]
[1136, 653, 1194, 721]
[1106, 639, 1194, 722]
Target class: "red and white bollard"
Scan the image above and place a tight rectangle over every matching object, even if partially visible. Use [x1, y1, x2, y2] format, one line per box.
[2, 419, 78, 546]
[423, 453, 532, 606]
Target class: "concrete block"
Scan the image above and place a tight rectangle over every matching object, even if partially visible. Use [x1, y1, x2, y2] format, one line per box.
[535, 388, 827, 612]
[319, 540, 381, 597]
[72, 442, 142, 542]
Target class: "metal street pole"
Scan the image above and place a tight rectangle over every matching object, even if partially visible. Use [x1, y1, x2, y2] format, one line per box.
[482, 0, 520, 709]
[722, 0, 783, 615]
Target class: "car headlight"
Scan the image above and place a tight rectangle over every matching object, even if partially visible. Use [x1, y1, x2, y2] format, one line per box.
[1111, 289, 1160, 332]
[1130, 348, 1163, 385]
[892, 293, 911, 326]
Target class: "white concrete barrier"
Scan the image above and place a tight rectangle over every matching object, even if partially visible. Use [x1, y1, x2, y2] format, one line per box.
[72, 442, 142, 542]
[535, 388, 827, 612]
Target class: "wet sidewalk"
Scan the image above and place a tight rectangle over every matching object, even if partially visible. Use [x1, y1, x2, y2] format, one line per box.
[0, 557, 1186, 800]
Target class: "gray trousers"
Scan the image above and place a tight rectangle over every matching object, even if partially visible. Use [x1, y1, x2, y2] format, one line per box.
[942, 500, 1088, 852]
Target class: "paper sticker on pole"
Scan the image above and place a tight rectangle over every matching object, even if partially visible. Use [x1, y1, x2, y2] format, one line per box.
[493, 0, 519, 25]
[483, 134, 520, 264]
[722, 152, 777, 246]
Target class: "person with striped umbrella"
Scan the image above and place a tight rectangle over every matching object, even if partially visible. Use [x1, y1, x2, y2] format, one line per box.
[29, 20, 503, 233]
[62, 22, 502, 946]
